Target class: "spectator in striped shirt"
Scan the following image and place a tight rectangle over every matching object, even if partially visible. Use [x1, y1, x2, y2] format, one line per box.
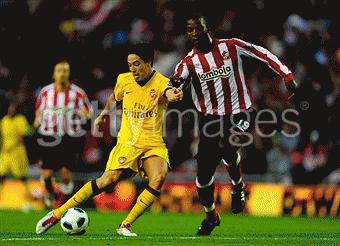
[34, 60, 92, 208]
[172, 14, 297, 235]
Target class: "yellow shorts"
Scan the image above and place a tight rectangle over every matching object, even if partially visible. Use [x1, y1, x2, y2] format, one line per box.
[105, 143, 169, 177]
[0, 146, 29, 178]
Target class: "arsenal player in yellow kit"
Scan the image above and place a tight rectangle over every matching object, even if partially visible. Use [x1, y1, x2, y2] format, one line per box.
[0, 102, 33, 209]
[36, 43, 183, 236]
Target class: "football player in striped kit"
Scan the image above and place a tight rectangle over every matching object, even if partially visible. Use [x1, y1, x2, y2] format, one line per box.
[34, 60, 92, 208]
[173, 14, 297, 235]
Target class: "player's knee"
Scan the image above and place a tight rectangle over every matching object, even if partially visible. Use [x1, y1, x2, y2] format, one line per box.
[223, 151, 239, 166]
[97, 172, 119, 189]
[196, 176, 214, 188]
[149, 173, 166, 189]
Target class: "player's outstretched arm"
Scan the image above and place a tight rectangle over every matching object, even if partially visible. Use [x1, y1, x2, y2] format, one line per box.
[94, 93, 116, 126]
[33, 110, 41, 129]
[164, 87, 183, 102]
[233, 38, 298, 102]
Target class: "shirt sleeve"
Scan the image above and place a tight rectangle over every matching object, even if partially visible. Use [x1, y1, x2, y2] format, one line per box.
[35, 91, 43, 111]
[78, 91, 93, 115]
[174, 58, 190, 81]
[232, 38, 294, 85]
[113, 74, 124, 101]
[160, 77, 172, 95]
[158, 76, 172, 104]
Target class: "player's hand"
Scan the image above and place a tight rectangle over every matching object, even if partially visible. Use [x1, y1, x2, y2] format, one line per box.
[94, 114, 106, 127]
[166, 88, 183, 102]
[33, 117, 41, 129]
[169, 74, 181, 84]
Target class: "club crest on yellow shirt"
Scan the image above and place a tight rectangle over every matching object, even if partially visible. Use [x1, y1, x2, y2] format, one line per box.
[118, 156, 126, 164]
[150, 89, 156, 98]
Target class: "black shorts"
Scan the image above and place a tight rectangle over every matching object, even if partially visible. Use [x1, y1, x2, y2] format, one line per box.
[196, 108, 257, 179]
[36, 134, 84, 171]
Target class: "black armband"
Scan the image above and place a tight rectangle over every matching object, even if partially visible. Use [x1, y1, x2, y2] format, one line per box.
[169, 76, 185, 87]
[163, 87, 173, 99]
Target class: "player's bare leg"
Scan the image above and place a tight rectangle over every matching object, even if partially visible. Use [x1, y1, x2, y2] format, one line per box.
[41, 169, 57, 208]
[59, 167, 74, 195]
[118, 156, 168, 237]
[57, 167, 74, 207]
[36, 169, 133, 234]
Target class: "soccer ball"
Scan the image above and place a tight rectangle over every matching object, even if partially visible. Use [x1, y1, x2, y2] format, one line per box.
[60, 207, 89, 235]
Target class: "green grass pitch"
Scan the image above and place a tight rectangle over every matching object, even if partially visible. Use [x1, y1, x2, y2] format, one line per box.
[0, 210, 339, 245]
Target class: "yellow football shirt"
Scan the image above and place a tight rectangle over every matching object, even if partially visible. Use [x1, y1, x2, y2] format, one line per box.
[0, 114, 30, 152]
[0, 114, 30, 177]
[114, 71, 170, 148]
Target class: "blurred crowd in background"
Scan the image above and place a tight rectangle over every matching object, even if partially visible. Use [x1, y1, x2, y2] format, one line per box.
[0, 0, 339, 185]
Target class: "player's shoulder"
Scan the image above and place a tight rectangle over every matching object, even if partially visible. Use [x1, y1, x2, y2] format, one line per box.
[215, 38, 234, 43]
[39, 83, 54, 94]
[182, 50, 196, 60]
[14, 114, 27, 122]
[154, 71, 169, 82]
[70, 83, 87, 96]
[15, 113, 26, 119]
[117, 72, 133, 80]
[0, 115, 8, 122]
[117, 72, 135, 84]
[216, 38, 246, 45]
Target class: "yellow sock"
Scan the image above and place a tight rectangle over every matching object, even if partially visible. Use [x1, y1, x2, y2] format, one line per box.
[121, 186, 160, 226]
[53, 181, 94, 219]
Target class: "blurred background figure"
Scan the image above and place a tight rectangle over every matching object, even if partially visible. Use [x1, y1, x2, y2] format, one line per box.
[291, 130, 338, 184]
[34, 60, 92, 208]
[0, 100, 34, 211]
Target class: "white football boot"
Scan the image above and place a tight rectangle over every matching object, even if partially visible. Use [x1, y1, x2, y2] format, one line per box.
[116, 224, 137, 237]
[36, 211, 59, 234]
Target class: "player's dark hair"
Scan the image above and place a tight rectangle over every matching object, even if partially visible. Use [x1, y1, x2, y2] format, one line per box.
[51, 59, 72, 81]
[186, 13, 210, 30]
[128, 42, 154, 66]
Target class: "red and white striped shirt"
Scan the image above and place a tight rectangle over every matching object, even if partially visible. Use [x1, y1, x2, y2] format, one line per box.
[175, 38, 294, 115]
[35, 83, 92, 136]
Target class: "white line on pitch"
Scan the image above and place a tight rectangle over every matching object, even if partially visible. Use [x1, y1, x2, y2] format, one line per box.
[1, 236, 338, 241]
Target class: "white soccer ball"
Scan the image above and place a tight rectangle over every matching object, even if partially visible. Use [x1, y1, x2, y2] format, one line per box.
[60, 207, 89, 235]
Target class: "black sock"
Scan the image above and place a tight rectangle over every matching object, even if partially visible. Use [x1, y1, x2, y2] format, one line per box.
[224, 151, 242, 185]
[197, 183, 215, 210]
[44, 177, 55, 196]
[206, 209, 218, 221]
[228, 164, 242, 185]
